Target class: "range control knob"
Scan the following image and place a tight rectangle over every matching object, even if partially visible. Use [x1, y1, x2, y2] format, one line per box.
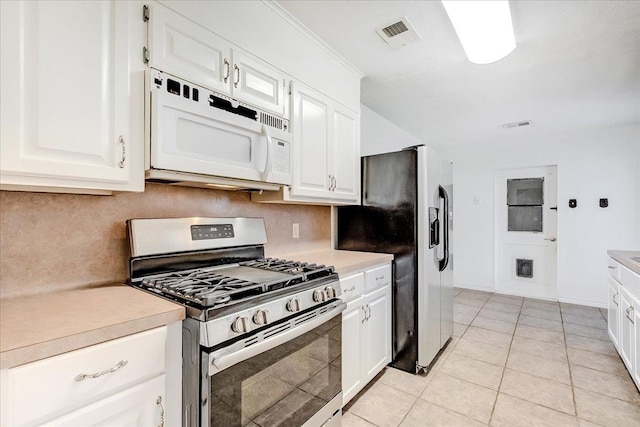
[286, 298, 301, 312]
[231, 316, 250, 333]
[313, 289, 328, 303]
[253, 309, 269, 326]
[325, 286, 336, 299]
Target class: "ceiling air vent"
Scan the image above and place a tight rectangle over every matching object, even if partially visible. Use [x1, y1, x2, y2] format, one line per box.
[376, 17, 421, 48]
[502, 120, 532, 129]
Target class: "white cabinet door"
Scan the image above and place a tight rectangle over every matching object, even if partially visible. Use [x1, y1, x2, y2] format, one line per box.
[619, 286, 635, 373]
[0, 0, 143, 193]
[39, 375, 165, 427]
[341, 296, 364, 406]
[149, 2, 232, 95]
[361, 285, 392, 383]
[291, 82, 331, 199]
[633, 296, 640, 389]
[150, 3, 287, 116]
[329, 106, 360, 203]
[608, 276, 621, 348]
[232, 51, 287, 116]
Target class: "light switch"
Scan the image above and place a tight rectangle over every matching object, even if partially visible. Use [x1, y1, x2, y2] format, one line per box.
[292, 223, 300, 239]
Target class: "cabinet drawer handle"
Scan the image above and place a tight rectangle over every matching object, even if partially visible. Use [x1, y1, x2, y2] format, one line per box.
[234, 64, 240, 88]
[608, 266, 615, 270]
[626, 307, 635, 324]
[375, 275, 385, 281]
[157, 396, 165, 427]
[344, 286, 356, 292]
[223, 58, 230, 83]
[74, 359, 128, 381]
[118, 135, 126, 168]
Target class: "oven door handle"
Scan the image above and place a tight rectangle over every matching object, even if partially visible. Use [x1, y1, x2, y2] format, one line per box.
[208, 300, 346, 376]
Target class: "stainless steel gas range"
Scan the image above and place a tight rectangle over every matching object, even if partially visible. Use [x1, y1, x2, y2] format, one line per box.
[127, 217, 345, 427]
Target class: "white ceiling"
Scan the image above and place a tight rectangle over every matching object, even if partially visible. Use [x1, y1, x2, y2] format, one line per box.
[277, 0, 640, 150]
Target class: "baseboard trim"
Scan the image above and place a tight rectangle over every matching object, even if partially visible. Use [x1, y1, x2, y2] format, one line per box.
[454, 282, 494, 293]
[455, 283, 608, 308]
[558, 297, 607, 309]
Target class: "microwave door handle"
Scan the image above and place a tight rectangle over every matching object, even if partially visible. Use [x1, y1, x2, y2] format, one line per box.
[208, 301, 346, 376]
[261, 125, 273, 181]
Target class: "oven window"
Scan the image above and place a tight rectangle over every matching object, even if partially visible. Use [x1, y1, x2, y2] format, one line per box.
[208, 313, 342, 426]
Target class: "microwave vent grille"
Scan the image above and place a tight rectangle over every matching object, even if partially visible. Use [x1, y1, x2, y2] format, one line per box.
[260, 112, 286, 131]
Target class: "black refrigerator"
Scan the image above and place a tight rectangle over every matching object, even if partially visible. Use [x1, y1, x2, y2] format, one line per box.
[337, 146, 453, 373]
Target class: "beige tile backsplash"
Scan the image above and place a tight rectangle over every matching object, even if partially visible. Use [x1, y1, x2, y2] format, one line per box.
[0, 184, 331, 298]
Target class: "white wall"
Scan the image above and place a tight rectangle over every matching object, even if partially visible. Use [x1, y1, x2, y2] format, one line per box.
[360, 105, 421, 156]
[442, 124, 640, 307]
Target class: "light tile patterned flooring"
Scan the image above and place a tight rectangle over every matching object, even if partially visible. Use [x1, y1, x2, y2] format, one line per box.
[342, 288, 640, 426]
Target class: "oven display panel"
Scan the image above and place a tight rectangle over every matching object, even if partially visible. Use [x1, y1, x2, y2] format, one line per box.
[191, 224, 234, 240]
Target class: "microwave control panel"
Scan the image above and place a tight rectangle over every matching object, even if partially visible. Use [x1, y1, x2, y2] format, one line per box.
[272, 140, 290, 174]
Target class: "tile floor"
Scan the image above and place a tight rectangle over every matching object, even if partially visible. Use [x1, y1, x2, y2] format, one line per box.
[342, 288, 640, 427]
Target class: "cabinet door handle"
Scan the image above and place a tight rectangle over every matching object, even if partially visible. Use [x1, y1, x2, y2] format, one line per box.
[223, 58, 230, 83]
[118, 135, 126, 168]
[74, 359, 128, 381]
[332, 176, 337, 191]
[361, 305, 367, 323]
[626, 307, 635, 324]
[156, 396, 165, 427]
[234, 64, 240, 88]
[613, 292, 619, 306]
[366, 304, 371, 321]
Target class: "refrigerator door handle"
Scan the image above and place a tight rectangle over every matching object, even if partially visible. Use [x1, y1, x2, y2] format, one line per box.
[438, 185, 450, 272]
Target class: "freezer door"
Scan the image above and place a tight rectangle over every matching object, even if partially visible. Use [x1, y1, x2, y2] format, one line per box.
[440, 160, 454, 348]
[417, 146, 442, 369]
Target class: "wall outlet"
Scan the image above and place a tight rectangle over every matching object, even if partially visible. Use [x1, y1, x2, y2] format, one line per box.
[292, 223, 300, 239]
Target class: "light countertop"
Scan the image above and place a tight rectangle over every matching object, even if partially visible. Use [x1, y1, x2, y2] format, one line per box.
[0, 285, 185, 369]
[1, 249, 390, 369]
[267, 248, 394, 276]
[608, 250, 640, 276]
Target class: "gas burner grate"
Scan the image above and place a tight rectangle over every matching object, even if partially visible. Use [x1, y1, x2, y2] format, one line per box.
[136, 258, 336, 309]
[241, 258, 334, 280]
[142, 269, 266, 306]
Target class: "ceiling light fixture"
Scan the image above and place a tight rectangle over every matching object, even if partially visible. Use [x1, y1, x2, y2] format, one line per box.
[441, 0, 516, 65]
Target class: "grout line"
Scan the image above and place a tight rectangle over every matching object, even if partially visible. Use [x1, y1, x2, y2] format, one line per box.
[561, 306, 580, 418]
[487, 292, 520, 426]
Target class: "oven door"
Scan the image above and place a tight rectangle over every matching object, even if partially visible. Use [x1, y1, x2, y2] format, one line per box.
[202, 300, 345, 427]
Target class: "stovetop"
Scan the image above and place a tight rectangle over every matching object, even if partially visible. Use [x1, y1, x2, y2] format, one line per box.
[127, 218, 342, 342]
[137, 258, 335, 309]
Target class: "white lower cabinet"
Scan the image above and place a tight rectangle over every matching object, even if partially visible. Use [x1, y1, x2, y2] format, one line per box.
[342, 295, 364, 402]
[608, 276, 620, 348]
[608, 256, 640, 391]
[341, 263, 392, 406]
[3, 324, 181, 427]
[39, 375, 165, 427]
[619, 286, 635, 373]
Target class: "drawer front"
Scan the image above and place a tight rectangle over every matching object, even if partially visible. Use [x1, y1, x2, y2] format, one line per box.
[620, 265, 640, 300]
[341, 272, 364, 302]
[9, 327, 167, 426]
[364, 264, 392, 293]
[608, 257, 621, 280]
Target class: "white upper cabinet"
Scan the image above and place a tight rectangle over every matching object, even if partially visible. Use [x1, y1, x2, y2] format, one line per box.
[0, 0, 144, 194]
[330, 106, 360, 201]
[254, 81, 360, 205]
[289, 82, 360, 203]
[148, 3, 287, 116]
[291, 83, 331, 198]
[148, 2, 232, 95]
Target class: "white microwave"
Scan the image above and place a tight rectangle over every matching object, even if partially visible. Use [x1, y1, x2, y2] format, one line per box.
[146, 68, 292, 191]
